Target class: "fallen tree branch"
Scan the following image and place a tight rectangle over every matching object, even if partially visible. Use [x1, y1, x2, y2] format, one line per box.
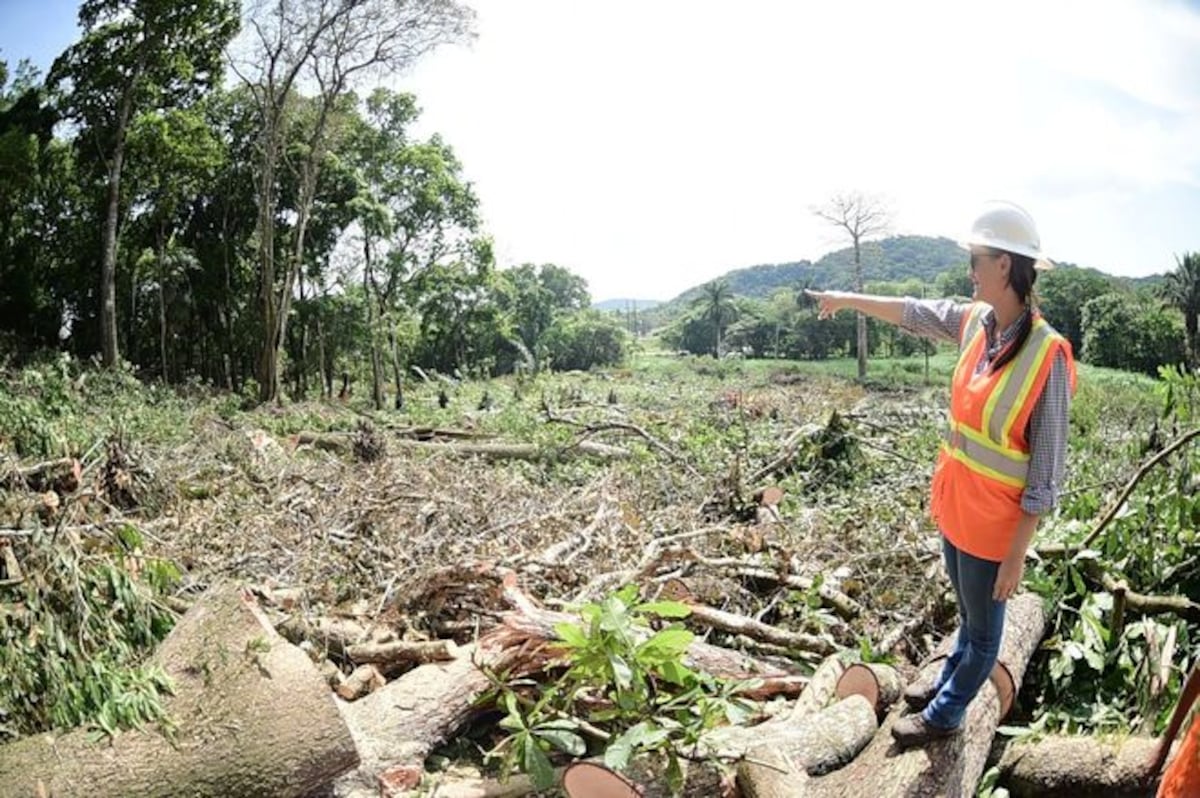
[1, 457, 82, 493]
[1080, 427, 1200, 551]
[542, 399, 701, 478]
[683, 602, 837, 656]
[347, 639, 459, 668]
[685, 553, 864, 620]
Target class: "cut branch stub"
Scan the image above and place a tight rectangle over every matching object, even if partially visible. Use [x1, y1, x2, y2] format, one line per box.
[562, 762, 640, 798]
[834, 663, 903, 717]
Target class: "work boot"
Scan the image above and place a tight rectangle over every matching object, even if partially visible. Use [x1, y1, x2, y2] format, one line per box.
[890, 714, 959, 749]
[902, 680, 939, 711]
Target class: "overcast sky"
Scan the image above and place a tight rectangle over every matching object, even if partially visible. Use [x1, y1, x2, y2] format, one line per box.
[4, 0, 1199, 301]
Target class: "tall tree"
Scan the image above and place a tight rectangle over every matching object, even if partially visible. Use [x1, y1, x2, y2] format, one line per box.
[1160, 252, 1200, 370]
[232, 0, 475, 403]
[814, 192, 891, 378]
[349, 88, 481, 405]
[695, 280, 737, 357]
[49, 0, 239, 368]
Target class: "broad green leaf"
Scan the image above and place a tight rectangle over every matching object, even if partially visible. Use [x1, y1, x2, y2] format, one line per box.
[522, 734, 556, 790]
[534, 725, 587, 756]
[609, 654, 633, 689]
[554, 622, 589, 648]
[604, 721, 647, 770]
[637, 627, 694, 660]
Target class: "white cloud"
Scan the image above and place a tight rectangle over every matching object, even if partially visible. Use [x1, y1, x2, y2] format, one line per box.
[394, 0, 1200, 298]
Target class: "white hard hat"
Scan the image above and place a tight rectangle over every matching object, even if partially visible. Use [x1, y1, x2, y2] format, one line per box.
[964, 201, 1054, 270]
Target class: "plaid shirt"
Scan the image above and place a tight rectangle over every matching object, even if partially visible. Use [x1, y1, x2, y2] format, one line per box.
[902, 298, 1070, 515]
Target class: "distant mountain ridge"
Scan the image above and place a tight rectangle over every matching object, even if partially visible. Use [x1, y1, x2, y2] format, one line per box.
[663, 235, 967, 310]
[596, 235, 1164, 317]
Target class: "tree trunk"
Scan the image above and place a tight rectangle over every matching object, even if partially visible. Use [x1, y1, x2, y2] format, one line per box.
[0, 584, 359, 797]
[992, 734, 1162, 798]
[158, 223, 169, 382]
[257, 113, 279, 404]
[804, 593, 1047, 798]
[99, 80, 137, 368]
[387, 323, 404, 410]
[364, 235, 385, 410]
[853, 239, 866, 380]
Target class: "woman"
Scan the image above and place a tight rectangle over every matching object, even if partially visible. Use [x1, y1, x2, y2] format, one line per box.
[806, 201, 1075, 748]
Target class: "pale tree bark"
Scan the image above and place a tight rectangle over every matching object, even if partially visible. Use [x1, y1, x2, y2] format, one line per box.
[233, 0, 474, 404]
[814, 192, 891, 380]
[0, 584, 358, 797]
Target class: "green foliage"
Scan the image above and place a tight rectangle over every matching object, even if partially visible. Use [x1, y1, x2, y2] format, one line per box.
[542, 310, 629, 371]
[1081, 292, 1186, 375]
[1037, 266, 1115, 354]
[0, 526, 179, 739]
[486, 585, 756, 791]
[1158, 252, 1200, 367]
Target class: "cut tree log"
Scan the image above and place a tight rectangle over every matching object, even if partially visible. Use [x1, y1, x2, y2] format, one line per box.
[393, 439, 631, 462]
[835, 663, 903, 718]
[0, 584, 359, 797]
[738, 745, 809, 798]
[560, 756, 731, 798]
[277, 614, 374, 658]
[346, 638, 458, 668]
[707, 694, 877, 776]
[777, 654, 846, 725]
[993, 734, 1163, 797]
[336, 664, 387, 701]
[803, 593, 1047, 798]
[294, 431, 352, 454]
[333, 643, 511, 796]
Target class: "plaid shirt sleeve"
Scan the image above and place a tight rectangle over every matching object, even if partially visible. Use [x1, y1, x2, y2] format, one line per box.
[1022, 350, 1071, 515]
[901, 298, 971, 345]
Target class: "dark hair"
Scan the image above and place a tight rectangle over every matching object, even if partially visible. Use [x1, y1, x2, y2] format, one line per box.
[991, 250, 1037, 372]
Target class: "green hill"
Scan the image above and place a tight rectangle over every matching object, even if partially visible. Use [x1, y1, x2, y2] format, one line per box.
[664, 235, 967, 312]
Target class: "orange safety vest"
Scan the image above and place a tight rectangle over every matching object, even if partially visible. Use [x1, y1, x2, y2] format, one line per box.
[1156, 665, 1200, 797]
[930, 303, 1077, 562]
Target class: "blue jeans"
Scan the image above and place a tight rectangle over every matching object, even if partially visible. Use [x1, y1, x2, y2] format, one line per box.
[923, 536, 1006, 730]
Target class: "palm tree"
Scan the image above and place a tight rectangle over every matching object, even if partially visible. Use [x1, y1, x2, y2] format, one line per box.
[1160, 252, 1200, 370]
[695, 280, 737, 358]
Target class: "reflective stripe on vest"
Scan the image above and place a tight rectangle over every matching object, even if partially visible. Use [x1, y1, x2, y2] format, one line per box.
[943, 311, 1061, 489]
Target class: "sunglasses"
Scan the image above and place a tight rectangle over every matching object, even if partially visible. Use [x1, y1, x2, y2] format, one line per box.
[969, 251, 1002, 270]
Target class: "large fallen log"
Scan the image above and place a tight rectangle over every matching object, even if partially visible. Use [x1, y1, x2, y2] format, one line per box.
[0, 584, 359, 797]
[992, 734, 1163, 797]
[393, 439, 631, 462]
[803, 593, 1046, 798]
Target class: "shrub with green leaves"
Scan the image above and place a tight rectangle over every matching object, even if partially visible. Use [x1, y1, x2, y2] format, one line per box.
[0, 524, 179, 740]
[485, 585, 756, 793]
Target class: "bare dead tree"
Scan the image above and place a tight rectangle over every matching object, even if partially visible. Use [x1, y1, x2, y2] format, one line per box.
[229, 0, 475, 403]
[813, 192, 892, 380]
